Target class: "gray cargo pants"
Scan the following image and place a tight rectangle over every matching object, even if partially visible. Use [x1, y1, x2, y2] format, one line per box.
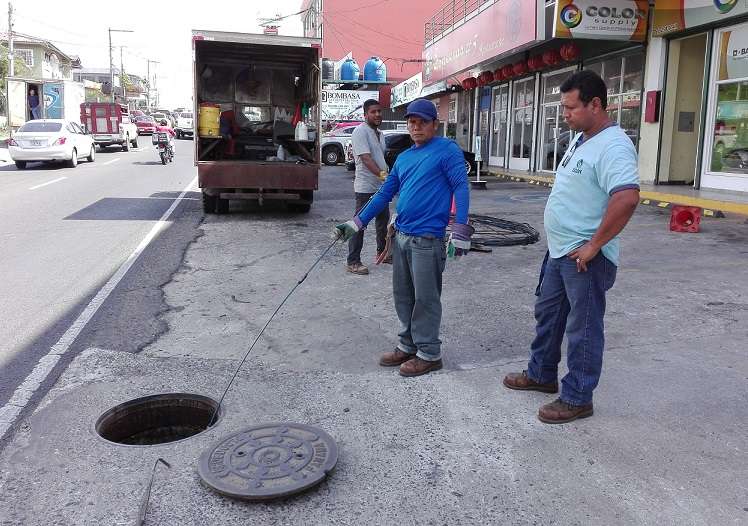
[392, 232, 447, 362]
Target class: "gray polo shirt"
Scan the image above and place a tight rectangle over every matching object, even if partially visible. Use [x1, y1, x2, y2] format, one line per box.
[351, 123, 387, 193]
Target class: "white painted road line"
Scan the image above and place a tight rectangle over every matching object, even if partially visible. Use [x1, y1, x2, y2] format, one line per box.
[0, 176, 198, 439]
[28, 177, 67, 191]
[102, 158, 120, 166]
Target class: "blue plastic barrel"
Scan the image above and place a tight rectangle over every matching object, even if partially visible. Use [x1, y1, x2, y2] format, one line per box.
[363, 57, 387, 82]
[340, 58, 360, 81]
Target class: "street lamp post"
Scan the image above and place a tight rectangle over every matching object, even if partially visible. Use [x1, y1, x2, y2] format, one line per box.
[146, 59, 160, 110]
[109, 28, 133, 103]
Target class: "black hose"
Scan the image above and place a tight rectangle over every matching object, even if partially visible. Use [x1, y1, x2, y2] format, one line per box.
[465, 214, 540, 247]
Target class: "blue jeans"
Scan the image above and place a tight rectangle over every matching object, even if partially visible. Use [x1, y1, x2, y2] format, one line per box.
[527, 252, 617, 406]
[392, 232, 446, 361]
[30, 106, 41, 120]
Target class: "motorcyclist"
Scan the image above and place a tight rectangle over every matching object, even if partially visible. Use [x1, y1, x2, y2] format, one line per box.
[155, 119, 176, 155]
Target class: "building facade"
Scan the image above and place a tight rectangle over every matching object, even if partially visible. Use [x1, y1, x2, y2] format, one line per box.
[392, 0, 647, 174]
[300, 0, 445, 83]
[3, 32, 81, 81]
[639, 1, 748, 194]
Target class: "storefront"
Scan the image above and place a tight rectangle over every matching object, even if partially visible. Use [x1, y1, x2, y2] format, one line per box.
[646, 0, 748, 193]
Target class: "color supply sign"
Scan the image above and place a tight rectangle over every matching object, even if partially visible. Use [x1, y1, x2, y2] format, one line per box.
[553, 0, 649, 41]
[321, 90, 378, 121]
[653, 0, 748, 37]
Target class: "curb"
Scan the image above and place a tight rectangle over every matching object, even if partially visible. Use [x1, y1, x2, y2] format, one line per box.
[491, 171, 554, 188]
[638, 196, 726, 218]
[489, 170, 745, 218]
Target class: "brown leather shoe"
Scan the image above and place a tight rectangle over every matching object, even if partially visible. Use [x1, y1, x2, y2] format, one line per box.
[503, 370, 558, 393]
[346, 263, 369, 275]
[538, 398, 594, 424]
[379, 349, 415, 367]
[399, 357, 443, 377]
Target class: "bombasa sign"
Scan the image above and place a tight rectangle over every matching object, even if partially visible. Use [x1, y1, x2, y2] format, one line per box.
[553, 0, 649, 41]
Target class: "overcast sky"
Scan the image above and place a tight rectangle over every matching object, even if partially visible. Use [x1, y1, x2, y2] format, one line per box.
[9, 0, 304, 108]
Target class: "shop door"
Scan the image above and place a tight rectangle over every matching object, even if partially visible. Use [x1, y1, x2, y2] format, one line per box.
[489, 84, 509, 166]
[538, 68, 574, 172]
[509, 77, 536, 171]
[659, 34, 707, 184]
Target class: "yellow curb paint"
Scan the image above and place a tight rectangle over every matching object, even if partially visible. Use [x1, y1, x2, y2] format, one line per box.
[704, 209, 715, 217]
[657, 202, 670, 208]
[640, 190, 748, 216]
[641, 199, 651, 205]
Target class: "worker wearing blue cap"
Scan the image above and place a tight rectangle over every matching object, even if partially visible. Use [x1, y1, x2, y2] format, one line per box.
[335, 98, 472, 377]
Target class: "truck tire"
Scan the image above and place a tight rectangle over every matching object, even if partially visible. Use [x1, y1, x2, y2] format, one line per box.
[176, 130, 182, 139]
[216, 197, 229, 214]
[322, 146, 341, 166]
[202, 192, 217, 214]
[288, 191, 313, 213]
[131, 136, 138, 148]
[122, 136, 130, 152]
[15, 161, 27, 169]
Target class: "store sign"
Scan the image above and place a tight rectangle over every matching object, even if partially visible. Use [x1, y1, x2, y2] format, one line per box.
[423, 0, 537, 83]
[420, 81, 448, 98]
[553, 0, 648, 41]
[717, 26, 748, 80]
[321, 90, 379, 121]
[391, 73, 423, 108]
[653, 0, 748, 37]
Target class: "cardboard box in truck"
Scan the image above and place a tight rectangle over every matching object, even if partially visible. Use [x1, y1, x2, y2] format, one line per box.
[192, 30, 322, 214]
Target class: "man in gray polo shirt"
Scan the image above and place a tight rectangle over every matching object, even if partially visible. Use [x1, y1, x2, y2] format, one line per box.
[346, 99, 390, 275]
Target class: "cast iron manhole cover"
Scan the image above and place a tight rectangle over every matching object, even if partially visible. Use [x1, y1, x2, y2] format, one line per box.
[198, 423, 338, 500]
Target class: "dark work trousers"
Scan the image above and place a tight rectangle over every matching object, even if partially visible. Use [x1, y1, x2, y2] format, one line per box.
[527, 251, 617, 406]
[347, 192, 389, 265]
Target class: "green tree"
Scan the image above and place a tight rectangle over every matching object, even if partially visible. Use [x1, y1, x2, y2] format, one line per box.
[0, 43, 31, 80]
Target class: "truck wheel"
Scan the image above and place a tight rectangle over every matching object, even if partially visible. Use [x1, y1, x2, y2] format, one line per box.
[202, 192, 217, 214]
[288, 191, 313, 213]
[176, 130, 182, 140]
[131, 136, 138, 148]
[216, 197, 229, 214]
[87, 145, 95, 162]
[15, 161, 27, 170]
[322, 146, 341, 166]
[67, 149, 78, 168]
[122, 136, 130, 152]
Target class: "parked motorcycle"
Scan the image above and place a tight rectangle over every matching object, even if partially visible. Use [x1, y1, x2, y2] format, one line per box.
[152, 131, 174, 165]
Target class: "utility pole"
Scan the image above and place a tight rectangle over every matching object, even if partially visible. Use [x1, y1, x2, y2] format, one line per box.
[8, 2, 14, 77]
[146, 59, 160, 111]
[120, 46, 126, 107]
[108, 28, 133, 103]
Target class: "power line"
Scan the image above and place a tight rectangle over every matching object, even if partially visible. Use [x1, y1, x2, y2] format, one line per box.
[331, 10, 422, 46]
[328, 0, 393, 15]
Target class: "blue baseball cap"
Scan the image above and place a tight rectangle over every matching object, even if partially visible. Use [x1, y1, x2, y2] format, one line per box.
[404, 98, 438, 121]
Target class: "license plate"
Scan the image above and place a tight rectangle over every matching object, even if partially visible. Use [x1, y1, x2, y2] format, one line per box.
[158, 146, 165, 151]
[31, 140, 44, 146]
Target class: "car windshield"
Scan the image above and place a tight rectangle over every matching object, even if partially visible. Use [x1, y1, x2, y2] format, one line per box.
[152, 114, 165, 120]
[18, 122, 63, 133]
[137, 117, 155, 123]
[181, 113, 193, 119]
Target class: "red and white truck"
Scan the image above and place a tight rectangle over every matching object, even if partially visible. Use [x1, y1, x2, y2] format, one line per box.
[80, 102, 139, 151]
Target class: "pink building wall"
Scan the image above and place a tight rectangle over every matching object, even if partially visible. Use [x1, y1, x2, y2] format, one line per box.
[301, 0, 443, 82]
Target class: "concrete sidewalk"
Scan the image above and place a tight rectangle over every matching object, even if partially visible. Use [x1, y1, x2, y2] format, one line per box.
[0, 173, 746, 525]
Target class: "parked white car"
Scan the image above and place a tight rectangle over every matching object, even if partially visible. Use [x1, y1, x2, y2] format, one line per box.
[175, 112, 194, 139]
[8, 119, 95, 170]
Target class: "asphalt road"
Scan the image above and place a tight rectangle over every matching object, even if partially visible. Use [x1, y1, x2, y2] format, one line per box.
[0, 139, 201, 407]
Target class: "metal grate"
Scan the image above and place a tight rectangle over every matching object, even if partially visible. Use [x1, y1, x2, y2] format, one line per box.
[424, 0, 496, 45]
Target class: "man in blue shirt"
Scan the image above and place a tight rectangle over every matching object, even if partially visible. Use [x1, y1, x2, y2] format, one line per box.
[503, 70, 640, 423]
[335, 99, 472, 377]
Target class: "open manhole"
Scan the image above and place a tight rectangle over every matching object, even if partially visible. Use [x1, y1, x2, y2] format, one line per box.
[95, 393, 220, 446]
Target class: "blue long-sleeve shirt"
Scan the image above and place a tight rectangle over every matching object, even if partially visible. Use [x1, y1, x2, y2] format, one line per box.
[357, 136, 469, 238]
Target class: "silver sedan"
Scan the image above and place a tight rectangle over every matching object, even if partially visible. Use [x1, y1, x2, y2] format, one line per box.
[8, 119, 96, 170]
